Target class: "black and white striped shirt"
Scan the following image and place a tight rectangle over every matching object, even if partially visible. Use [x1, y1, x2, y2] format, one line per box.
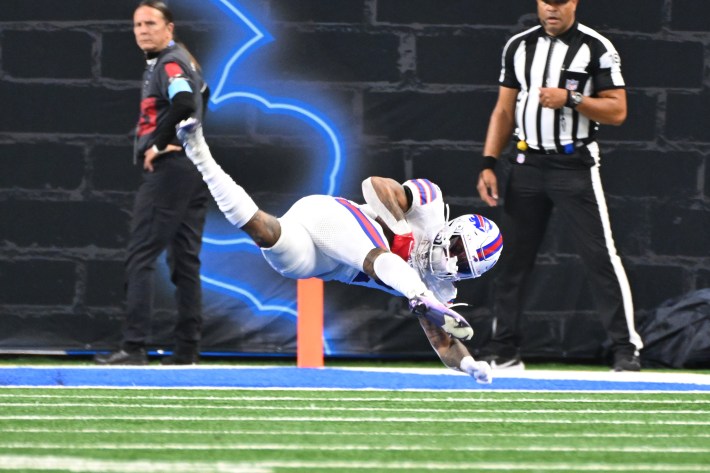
[499, 21, 625, 153]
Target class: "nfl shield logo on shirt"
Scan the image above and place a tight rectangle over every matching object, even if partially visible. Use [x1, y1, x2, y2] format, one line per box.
[565, 79, 579, 91]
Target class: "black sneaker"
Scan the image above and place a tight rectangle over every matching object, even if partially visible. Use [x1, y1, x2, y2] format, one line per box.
[480, 353, 525, 370]
[613, 354, 641, 372]
[94, 348, 148, 366]
[160, 352, 199, 365]
[490, 355, 525, 370]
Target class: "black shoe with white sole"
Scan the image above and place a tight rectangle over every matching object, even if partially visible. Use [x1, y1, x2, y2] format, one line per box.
[94, 348, 148, 366]
[613, 354, 641, 372]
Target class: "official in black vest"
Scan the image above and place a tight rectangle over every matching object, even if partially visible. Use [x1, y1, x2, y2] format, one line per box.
[95, 1, 209, 365]
[476, 0, 642, 371]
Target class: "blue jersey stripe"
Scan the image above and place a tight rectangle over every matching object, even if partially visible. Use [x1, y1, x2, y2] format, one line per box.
[420, 179, 437, 201]
[408, 179, 437, 204]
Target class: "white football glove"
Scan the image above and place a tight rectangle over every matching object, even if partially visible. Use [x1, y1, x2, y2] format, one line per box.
[471, 361, 492, 384]
[460, 356, 492, 384]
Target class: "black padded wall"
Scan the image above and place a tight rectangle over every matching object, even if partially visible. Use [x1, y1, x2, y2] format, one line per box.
[0, 0, 708, 361]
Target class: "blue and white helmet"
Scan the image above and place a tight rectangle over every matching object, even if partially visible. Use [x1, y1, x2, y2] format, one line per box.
[429, 214, 503, 281]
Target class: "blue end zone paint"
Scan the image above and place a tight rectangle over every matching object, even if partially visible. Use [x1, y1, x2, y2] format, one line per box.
[1, 367, 709, 392]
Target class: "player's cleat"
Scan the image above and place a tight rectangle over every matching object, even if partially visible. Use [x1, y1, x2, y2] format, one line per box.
[176, 116, 199, 140]
[176, 117, 208, 165]
[409, 292, 474, 340]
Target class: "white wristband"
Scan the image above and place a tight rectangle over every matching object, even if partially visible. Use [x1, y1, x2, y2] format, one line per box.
[459, 356, 477, 375]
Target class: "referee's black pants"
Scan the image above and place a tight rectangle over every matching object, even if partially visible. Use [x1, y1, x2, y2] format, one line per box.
[488, 145, 642, 360]
[123, 152, 209, 353]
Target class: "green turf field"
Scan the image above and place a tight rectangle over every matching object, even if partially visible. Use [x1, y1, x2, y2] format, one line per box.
[0, 387, 708, 472]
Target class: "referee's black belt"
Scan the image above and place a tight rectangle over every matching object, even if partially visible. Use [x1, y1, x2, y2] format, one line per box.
[526, 147, 565, 155]
[524, 139, 594, 155]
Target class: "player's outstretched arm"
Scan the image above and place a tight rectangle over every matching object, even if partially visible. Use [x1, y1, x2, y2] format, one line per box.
[419, 317, 492, 385]
[409, 292, 473, 341]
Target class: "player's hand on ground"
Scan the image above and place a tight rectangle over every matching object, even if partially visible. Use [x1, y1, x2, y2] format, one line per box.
[460, 356, 493, 384]
[471, 360, 492, 384]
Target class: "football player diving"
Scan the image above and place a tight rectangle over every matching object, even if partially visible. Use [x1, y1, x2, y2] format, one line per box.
[176, 118, 503, 384]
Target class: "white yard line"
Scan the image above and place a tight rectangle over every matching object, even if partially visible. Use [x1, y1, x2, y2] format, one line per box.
[1, 414, 709, 425]
[171, 460, 710, 472]
[0, 442, 709, 454]
[0, 401, 707, 415]
[0, 456, 708, 472]
[2, 427, 709, 439]
[0, 392, 709, 403]
[0, 388, 710, 405]
[0, 455, 269, 473]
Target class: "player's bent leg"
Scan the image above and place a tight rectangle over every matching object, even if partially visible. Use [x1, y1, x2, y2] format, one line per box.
[261, 216, 336, 280]
[242, 210, 281, 248]
[369, 250, 473, 341]
[177, 118, 258, 228]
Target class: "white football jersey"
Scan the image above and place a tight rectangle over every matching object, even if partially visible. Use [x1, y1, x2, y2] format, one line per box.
[262, 180, 456, 303]
[402, 179, 456, 303]
[402, 179, 446, 242]
[263, 195, 394, 291]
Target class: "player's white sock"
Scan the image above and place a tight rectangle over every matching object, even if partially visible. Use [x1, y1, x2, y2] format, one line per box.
[372, 251, 428, 300]
[181, 123, 258, 228]
[206, 168, 259, 228]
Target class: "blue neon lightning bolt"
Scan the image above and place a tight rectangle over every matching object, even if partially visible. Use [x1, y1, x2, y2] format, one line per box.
[209, 0, 343, 195]
[195, 0, 344, 354]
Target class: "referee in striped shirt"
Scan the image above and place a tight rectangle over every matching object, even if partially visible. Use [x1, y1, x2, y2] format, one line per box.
[476, 0, 643, 371]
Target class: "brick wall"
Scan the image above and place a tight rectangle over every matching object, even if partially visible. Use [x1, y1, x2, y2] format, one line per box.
[0, 0, 708, 358]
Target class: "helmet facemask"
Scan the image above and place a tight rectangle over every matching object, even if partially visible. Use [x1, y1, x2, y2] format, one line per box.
[429, 230, 476, 281]
[428, 214, 503, 281]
